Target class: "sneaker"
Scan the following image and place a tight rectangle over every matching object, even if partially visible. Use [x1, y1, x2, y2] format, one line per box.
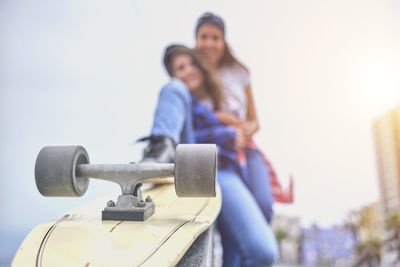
[138, 135, 176, 163]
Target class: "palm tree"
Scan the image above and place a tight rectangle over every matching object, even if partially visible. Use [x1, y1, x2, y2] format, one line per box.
[386, 212, 400, 237]
[354, 238, 383, 267]
[386, 211, 400, 262]
[367, 238, 383, 265]
[274, 228, 289, 259]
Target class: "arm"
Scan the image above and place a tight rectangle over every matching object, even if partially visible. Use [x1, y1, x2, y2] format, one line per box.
[243, 85, 259, 138]
[195, 126, 236, 150]
[215, 111, 243, 126]
[193, 99, 246, 150]
[196, 125, 246, 151]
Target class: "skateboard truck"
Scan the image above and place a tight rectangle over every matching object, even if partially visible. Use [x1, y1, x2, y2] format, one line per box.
[34, 144, 217, 221]
[102, 182, 155, 221]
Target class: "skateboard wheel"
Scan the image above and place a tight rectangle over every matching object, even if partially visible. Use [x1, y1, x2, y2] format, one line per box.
[35, 146, 90, 196]
[174, 144, 217, 197]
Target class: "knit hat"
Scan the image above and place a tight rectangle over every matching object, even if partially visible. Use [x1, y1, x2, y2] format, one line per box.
[163, 44, 191, 76]
[195, 12, 225, 36]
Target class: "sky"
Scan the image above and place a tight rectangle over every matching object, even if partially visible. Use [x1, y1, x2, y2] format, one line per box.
[1, 0, 400, 264]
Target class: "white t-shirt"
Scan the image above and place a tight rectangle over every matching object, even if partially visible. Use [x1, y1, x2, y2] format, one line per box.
[217, 64, 250, 118]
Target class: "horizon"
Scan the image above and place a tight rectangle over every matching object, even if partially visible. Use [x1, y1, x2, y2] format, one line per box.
[1, 0, 400, 264]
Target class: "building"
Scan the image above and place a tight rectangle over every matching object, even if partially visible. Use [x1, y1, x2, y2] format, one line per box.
[357, 202, 384, 243]
[301, 224, 356, 266]
[271, 214, 301, 264]
[373, 105, 400, 227]
[373, 103, 400, 265]
[342, 202, 384, 267]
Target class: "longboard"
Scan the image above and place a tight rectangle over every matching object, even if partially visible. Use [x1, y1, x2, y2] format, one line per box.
[12, 183, 221, 267]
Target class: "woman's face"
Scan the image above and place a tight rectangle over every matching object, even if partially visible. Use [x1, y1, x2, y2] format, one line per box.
[172, 54, 204, 92]
[195, 24, 225, 66]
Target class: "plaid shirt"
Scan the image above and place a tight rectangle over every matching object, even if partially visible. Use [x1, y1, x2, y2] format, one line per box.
[192, 97, 293, 203]
[192, 97, 248, 180]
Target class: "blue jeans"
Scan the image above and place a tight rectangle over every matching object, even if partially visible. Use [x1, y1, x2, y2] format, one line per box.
[217, 169, 279, 267]
[245, 147, 274, 223]
[151, 79, 194, 144]
[150, 80, 278, 266]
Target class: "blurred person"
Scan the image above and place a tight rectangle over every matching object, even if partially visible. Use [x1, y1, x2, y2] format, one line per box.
[194, 12, 279, 266]
[137, 45, 222, 163]
[140, 44, 278, 267]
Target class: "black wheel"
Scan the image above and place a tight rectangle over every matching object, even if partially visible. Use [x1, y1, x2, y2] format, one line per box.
[174, 144, 217, 197]
[35, 146, 89, 196]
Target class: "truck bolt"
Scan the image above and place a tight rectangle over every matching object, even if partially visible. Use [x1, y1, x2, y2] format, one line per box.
[107, 200, 116, 207]
[138, 200, 146, 207]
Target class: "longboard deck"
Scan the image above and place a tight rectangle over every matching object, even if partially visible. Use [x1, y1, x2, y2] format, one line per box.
[13, 183, 221, 267]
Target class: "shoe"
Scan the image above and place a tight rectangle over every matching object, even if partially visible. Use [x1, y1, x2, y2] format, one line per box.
[138, 135, 176, 163]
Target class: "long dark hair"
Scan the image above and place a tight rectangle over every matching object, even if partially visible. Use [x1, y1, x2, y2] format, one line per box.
[195, 12, 248, 72]
[163, 44, 224, 110]
[219, 41, 248, 72]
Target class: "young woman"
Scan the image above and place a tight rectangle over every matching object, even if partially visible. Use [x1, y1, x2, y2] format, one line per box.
[140, 45, 223, 163]
[194, 12, 279, 265]
[143, 44, 278, 267]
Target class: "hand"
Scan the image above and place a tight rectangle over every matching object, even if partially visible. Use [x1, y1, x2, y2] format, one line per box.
[234, 127, 246, 150]
[241, 120, 259, 139]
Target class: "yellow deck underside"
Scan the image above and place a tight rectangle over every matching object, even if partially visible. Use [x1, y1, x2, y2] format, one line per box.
[12, 183, 221, 267]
